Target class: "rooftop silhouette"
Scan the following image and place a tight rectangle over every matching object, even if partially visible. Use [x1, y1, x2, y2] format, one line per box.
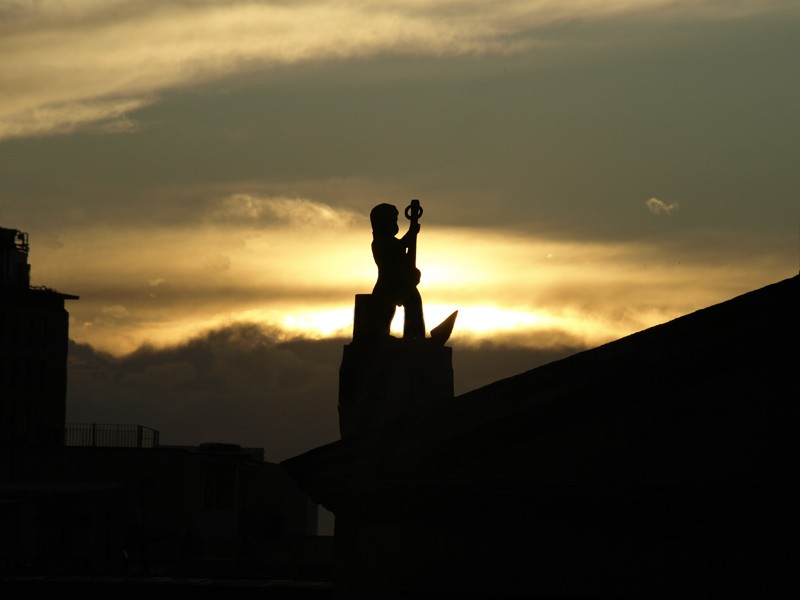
[286, 274, 799, 598]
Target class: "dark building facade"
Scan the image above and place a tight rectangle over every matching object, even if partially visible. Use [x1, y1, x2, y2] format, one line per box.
[285, 275, 799, 599]
[0, 226, 77, 447]
[1, 443, 320, 576]
[0, 226, 327, 585]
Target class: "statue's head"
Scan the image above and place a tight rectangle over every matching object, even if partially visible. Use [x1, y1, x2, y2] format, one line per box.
[370, 203, 399, 236]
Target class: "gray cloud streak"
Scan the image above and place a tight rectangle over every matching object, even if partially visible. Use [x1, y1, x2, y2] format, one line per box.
[2, 0, 793, 139]
[66, 322, 581, 460]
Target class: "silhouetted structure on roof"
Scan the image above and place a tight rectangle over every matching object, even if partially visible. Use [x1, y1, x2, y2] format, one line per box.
[339, 200, 457, 439]
[0, 226, 77, 447]
[285, 275, 799, 599]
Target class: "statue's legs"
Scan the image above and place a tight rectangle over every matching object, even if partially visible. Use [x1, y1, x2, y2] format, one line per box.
[403, 289, 425, 339]
[373, 299, 396, 337]
[367, 289, 424, 339]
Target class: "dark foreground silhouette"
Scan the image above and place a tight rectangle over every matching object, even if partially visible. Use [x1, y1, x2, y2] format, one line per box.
[0, 226, 327, 596]
[287, 274, 800, 599]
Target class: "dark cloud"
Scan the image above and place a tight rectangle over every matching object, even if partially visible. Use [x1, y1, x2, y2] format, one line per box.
[67, 323, 584, 460]
[67, 324, 342, 461]
[453, 340, 583, 396]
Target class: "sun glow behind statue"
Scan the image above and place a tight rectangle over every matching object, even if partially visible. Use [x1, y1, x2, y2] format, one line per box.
[31, 196, 791, 356]
[267, 303, 623, 349]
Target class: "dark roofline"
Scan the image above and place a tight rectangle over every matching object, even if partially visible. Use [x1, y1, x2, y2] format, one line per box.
[283, 274, 799, 489]
[30, 287, 79, 300]
[0, 286, 79, 300]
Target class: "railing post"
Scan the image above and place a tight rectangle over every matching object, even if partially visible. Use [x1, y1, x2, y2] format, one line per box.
[62, 423, 161, 448]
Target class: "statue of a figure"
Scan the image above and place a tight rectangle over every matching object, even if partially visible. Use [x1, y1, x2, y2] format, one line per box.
[339, 199, 457, 437]
[370, 201, 425, 339]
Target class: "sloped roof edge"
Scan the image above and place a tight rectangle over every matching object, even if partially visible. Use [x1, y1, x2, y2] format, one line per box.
[284, 275, 798, 486]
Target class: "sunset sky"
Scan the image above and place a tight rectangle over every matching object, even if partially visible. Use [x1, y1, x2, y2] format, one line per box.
[2, 1, 798, 460]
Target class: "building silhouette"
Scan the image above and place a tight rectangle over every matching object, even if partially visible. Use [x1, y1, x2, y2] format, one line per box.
[0, 227, 327, 591]
[285, 275, 799, 599]
[0, 226, 77, 446]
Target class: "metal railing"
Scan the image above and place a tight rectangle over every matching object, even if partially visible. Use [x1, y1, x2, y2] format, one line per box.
[64, 423, 160, 448]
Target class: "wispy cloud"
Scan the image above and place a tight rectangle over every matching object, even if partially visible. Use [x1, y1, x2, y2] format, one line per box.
[0, 96, 151, 140]
[212, 195, 359, 229]
[645, 197, 679, 216]
[2, 0, 792, 140]
[100, 304, 130, 319]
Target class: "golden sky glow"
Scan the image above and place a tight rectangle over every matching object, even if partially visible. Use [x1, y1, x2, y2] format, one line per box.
[4, 1, 799, 470]
[3, 0, 799, 361]
[28, 196, 791, 356]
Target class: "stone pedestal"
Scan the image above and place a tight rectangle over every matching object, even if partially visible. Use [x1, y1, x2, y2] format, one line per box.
[338, 295, 454, 439]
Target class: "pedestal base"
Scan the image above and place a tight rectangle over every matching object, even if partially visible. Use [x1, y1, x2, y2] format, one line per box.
[338, 337, 454, 439]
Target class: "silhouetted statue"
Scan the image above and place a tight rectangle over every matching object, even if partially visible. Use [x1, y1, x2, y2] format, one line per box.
[339, 199, 458, 438]
[370, 201, 425, 339]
